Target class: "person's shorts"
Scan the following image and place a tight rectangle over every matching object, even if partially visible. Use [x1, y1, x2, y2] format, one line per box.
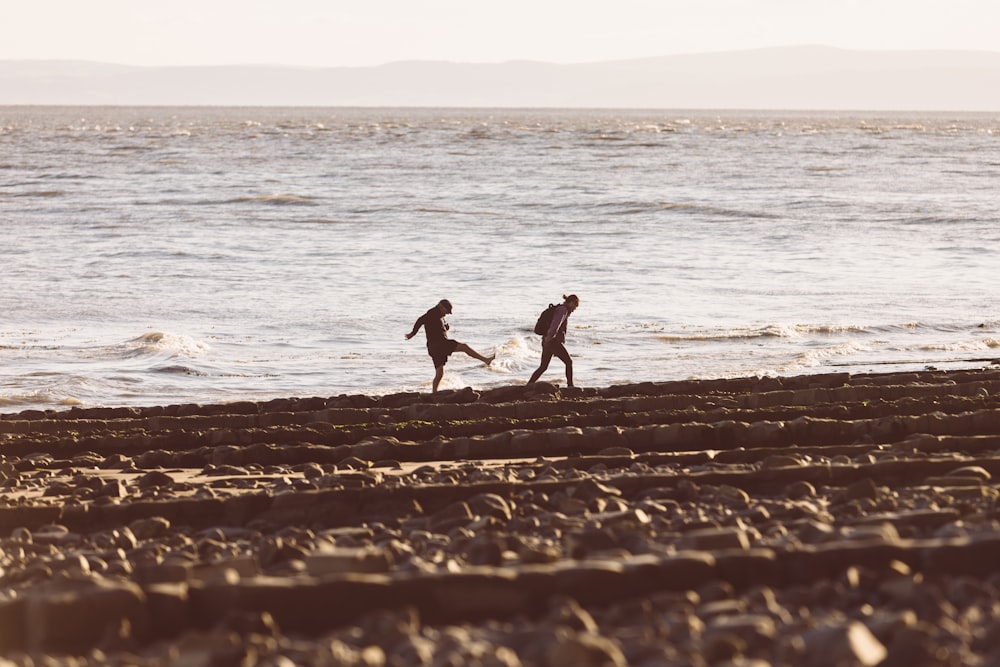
[428, 339, 459, 368]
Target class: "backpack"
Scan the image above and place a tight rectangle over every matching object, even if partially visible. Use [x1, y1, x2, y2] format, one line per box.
[533, 304, 558, 336]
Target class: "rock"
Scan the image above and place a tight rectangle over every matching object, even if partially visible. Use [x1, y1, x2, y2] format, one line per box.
[878, 625, 937, 667]
[546, 596, 598, 633]
[796, 519, 835, 544]
[305, 547, 392, 576]
[143, 583, 190, 641]
[598, 446, 634, 457]
[98, 478, 128, 499]
[191, 556, 259, 583]
[32, 524, 70, 544]
[51, 554, 91, 579]
[570, 478, 623, 503]
[680, 528, 750, 551]
[705, 613, 777, 652]
[428, 501, 474, 532]
[835, 478, 880, 503]
[168, 629, 246, 667]
[0, 597, 27, 652]
[9, 527, 32, 543]
[592, 508, 651, 529]
[129, 516, 171, 540]
[765, 454, 804, 469]
[801, 621, 887, 667]
[25, 580, 148, 653]
[519, 543, 562, 564]
[547, 631, 627, 667]
[716, 485, 750, 508]
[467, 493, 513, 521]
[136, 470, 174, 490]
[463, 536, 505, 567]
[566, 527, 619, 557]
[945, 465, 991, 481]
[134, 559, 191, 585]
[700, 631, 746, 663]
[841, 522, 900, 544]
[786, 480, 817, 499]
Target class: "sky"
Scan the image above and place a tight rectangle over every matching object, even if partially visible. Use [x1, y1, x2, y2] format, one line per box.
[2, 0, 999, 68]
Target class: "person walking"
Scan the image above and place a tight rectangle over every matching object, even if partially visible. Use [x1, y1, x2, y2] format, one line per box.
[528, 294, 579, 388]
[406, 299, 495, 393]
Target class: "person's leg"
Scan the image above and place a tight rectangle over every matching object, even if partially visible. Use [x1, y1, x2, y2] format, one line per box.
[455, 342, 495, 365]
[428, 345, 450, 393]
[551, 343, 574, 387]
[528, 346, 554, 384]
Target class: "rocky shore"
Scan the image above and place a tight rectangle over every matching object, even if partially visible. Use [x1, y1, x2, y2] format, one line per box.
[3, 368, 1000, 666]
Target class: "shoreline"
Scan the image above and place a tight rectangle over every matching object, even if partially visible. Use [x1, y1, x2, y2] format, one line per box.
[2, 367, 1000, 664]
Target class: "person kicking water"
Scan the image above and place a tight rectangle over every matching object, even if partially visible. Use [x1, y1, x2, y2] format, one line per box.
[405, 299, 495, 393]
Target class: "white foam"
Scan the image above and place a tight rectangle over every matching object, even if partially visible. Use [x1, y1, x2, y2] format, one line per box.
[488, 336, 537, 373]
[123, 332, 211, 359]
[773, 341, 874, 372]
[917, 338, 1000, 353]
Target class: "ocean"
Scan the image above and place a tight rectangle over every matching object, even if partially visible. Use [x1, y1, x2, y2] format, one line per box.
[1, 106, 998, 413]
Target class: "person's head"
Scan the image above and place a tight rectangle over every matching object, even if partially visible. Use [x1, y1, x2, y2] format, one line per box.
[563, 294, 580, 313]
[437, 299, 453, 315]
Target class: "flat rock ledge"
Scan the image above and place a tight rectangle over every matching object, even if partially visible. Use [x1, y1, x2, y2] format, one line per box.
[2, 368, 1000, 665]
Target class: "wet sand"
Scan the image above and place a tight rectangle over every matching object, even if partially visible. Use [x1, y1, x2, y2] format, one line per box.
[3, 368, 1000, 665]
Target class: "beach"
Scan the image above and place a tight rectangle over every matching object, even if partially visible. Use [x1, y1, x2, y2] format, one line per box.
[3, 367, 1000, 665]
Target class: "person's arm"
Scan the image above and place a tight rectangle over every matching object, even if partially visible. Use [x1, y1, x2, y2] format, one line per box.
[405, 314, 426, 340]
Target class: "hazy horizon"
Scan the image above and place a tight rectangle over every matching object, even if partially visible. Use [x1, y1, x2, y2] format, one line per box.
[7, 41, 1000, 70]
[3, 46, 1000, 110]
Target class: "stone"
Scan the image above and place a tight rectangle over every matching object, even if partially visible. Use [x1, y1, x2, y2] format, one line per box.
[9, 526, 32, 543]
[136, 470, 175, 490]
[716, 485, 750, 508]
[428, 501, 474, 532]
[129, 516, 171, 540]
[796, 519, 835, 544]
[546, 596, 598, 633]
[305, 547, 392, 576]
[191, 556, 259, 582]
[143, 583, 190, 641]
[835, 478, 879, 503]
[801, 621, 887, 667]
[99, 478, 128, 499]
[134, 559, 192, 585]
[878, 625, 937, 667]
[32, 523, 70, 543]
[467, 493, 513, 521]
[419, 569, 529, 620]
[0, 597, 27, 652]
[547, 631, 627, 667]
[25, 580, 149, 653]
[786, 480, 817, 499]
[566, 527, 620, 557]
[764, 454, 803, 469]
[945, 465, 991, 481]
[841, 522, 900, 544]
[464, 536, 504, 567]
[680, 527, 750, 551]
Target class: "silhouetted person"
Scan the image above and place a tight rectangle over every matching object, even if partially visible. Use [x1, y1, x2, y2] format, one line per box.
[528, 294, 579, 388]
[406, 299, 495, 393]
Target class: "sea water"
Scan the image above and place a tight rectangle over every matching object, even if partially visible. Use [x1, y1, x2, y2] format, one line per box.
[1, 107, 998, 412]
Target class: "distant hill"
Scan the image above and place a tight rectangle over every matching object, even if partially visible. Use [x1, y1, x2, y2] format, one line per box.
[2, 46, 1000, 110]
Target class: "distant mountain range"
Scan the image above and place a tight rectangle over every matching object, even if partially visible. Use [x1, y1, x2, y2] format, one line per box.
[3, 46, 1000, 110]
